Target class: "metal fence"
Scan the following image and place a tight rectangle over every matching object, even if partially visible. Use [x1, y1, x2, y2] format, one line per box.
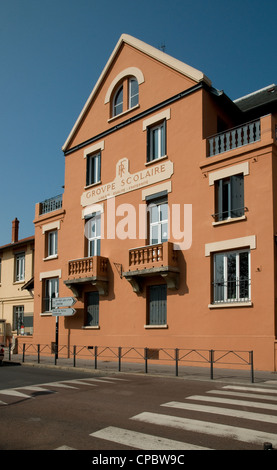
[9, 343, 255, 382]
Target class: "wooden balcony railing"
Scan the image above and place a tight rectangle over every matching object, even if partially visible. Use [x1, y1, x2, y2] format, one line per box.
[68, 256, 108, 279]
[128, 242, 178, 271]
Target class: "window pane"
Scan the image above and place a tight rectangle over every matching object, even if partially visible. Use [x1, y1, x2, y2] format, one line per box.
[161, 222, 168, 242]
[129, 78, 138, 108]
[214, 253, 224, 302]
[113, 86, 123, 116]
[227, 252, 236, 300]
[150, 205, 159, 224]
[150, 225, 159, 245]
[239, 251, 249, 299]
[160, 203, 168, 221]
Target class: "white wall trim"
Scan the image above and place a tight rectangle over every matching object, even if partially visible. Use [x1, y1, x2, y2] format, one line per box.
[83, 140, 105, 158]
[104, 67, 145, 104]
[142, 108, 171, 131]
[209, 162, 249, 186]
[40, 269, 62, 281]
[205, 235, 256, 256]
[42, 220, 61, 234]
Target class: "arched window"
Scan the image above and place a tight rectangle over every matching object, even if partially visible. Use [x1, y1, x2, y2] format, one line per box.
[113, 85, 123, 117]
[129, 78, 139, 108]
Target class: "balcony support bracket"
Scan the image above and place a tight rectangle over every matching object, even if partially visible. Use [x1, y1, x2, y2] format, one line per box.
[123, 266, 179, 294]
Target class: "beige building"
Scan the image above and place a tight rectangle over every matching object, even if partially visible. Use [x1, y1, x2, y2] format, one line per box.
[0, 219, 34, 344]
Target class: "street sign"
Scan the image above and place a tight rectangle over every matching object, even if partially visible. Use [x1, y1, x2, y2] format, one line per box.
[52, 308, 76, 316]
[52, 297, 77, 308]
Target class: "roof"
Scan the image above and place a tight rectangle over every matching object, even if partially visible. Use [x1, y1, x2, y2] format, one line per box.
[62, 34, 211, 152]
[234, 84, 277, 112]
[0, 235, 34, 252]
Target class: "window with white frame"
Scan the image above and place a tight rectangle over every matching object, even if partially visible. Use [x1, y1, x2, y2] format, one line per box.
[47, 230, 58, 257]
[147, 120, 166, 162]
[44, 277, 59, 312]
[113, 84, 123, 117]
[86, 151, 101, 186]
[87, 213, 101, 257]
[15, 253, 25, 282]
[148, 197, 168, 245]
[129, 78, 139, 108]
[213, 249, 250, 304]
[214, 173, 244, 222]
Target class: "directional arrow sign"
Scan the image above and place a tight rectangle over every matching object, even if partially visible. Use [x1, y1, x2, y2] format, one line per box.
[52, 297, 77, 308]
[52, 308, 76, 317]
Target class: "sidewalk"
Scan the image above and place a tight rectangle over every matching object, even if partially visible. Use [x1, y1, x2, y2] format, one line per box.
[4, 349, 277, 386]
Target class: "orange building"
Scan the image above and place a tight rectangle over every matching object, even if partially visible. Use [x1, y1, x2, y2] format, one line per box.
[28, 34, 277, 371]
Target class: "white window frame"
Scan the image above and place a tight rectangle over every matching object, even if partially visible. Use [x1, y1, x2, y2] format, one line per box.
[44, 277, 59, 312]
[15, 253, 25, 282]
[149, 200, 168, 245]
[47, 230, 58, 257]
[86, 152, 101, 186]
[113, 84, 123, 117]
[213, 249, 251, 304]
[87, 213, 101, 257]
[129, 77, 139, 108]
[148, 120, 166, 162]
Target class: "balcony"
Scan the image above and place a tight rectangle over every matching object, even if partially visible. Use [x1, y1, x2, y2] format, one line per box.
[39, 194, 63, 215]
[64, 256, 109, 297]
[208, 119, 260, 157]
[123, 242, 180, 293]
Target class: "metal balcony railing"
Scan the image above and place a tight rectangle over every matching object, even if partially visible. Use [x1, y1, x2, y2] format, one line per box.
[212, 278, 251, 304]
[208, 119, 260, 157]
[40, 194, 63, 215]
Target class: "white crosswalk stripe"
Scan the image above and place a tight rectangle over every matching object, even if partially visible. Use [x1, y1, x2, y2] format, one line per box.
[90, 426, 211, 450]
[131, 411, 277, 447]
[90, 383, 277, 450]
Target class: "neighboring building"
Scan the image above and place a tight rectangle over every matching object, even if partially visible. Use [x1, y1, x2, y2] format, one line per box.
[24, 34, 277, 371]
[0, 219, 34, 344]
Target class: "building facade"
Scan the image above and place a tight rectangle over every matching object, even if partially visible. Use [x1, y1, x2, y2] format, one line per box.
[26, 34, 277, 371]
[0, 219, 34, 344]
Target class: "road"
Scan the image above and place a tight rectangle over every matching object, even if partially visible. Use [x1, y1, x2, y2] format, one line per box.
[1, 362, 277, 453]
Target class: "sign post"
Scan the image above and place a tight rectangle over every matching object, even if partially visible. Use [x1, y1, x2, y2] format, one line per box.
[51, 297, 77, 364]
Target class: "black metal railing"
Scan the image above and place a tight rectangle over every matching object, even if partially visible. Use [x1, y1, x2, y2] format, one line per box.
[212, 278, 251, 304]
[10, 343, 255, 382]
[39, 194, 62, 215]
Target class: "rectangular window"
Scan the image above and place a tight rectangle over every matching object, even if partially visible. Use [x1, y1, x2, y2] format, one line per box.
[44, 277, 59, 312]
[148, 197, 168, 245]
[86, 291, 99, 327]
[47, 230, 58, 257]
[213, 250, 250, 304]
[87, 213, 101, 257]
[15, 253, 25, 282]
[148, 285, 167, 325]
[147, 120, 166, 162]
[13, 306, 24, 334]
[215, 173, 244, 221]
[86, 152, 101, 186]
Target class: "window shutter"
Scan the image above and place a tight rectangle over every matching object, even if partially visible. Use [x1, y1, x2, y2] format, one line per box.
[231, 174, 244, 217]
[87, 292, 99, 326]
[149, 285, 167, 325]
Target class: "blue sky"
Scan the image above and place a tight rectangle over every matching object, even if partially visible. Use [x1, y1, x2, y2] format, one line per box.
[0, 0, 276, 245]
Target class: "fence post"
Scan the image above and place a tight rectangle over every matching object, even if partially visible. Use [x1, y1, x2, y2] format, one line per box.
[22, 343, 25, 363]
[210, 349, 214, 380]
[175, 348, 179, 377]
[73, 345, 76, 367]
[144, 347, 148, 373]
[9, 343, 11, 361]
[250, 350, 254, 383]
[118, 347, 122, 372]
[94, 346, 98, 369]
[37, 344, 40, 364]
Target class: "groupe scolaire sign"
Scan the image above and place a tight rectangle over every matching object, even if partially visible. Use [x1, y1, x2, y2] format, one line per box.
[81, 157, 174, 207]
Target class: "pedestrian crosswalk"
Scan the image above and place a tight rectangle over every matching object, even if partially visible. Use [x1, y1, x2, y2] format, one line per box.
[0, 376, 127, 404]
[90, 382, 277, 450]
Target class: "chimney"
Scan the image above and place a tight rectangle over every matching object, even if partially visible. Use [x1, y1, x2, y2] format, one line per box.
[12, 218, 19, 243]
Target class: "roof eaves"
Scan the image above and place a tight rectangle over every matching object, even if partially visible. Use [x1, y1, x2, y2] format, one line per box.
[62, 34, 211, 153]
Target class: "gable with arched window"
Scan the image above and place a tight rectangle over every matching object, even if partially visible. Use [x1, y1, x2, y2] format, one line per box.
[105, 67, 144, 119]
